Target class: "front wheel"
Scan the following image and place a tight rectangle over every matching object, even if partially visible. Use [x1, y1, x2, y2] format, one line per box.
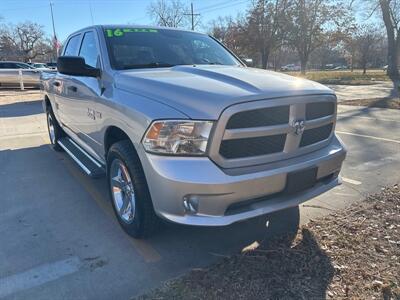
[107, 140, 159, 238]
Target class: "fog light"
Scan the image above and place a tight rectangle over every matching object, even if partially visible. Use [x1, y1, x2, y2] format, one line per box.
[183, 195, 199, 214]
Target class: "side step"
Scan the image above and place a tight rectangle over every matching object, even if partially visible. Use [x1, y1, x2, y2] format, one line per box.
[57, 137, 105, 178]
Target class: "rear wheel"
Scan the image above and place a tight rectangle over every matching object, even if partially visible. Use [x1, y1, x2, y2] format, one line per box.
[107, 140, 159, 238]
[46, 108, 64, 151]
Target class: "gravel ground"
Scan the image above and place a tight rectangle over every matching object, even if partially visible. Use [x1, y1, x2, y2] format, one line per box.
[137, 185, 400, 300]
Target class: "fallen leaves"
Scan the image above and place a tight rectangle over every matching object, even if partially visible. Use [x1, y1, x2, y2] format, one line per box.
[137, 185, 400, 300]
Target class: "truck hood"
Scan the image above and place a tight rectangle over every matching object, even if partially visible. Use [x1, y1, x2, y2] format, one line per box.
[115, 65, 334, 119]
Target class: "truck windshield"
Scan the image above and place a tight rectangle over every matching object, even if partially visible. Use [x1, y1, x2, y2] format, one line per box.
[103, 27, 241, 70]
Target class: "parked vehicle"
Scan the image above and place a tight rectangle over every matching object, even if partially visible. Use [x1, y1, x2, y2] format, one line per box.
[46, 62, 57, 70]
[0, 61, 41, 87]
[280, 64, 301, 71]
[32, 62, 50, 69]
[333, 65, 348, 70]
[42, 26, 346, 238]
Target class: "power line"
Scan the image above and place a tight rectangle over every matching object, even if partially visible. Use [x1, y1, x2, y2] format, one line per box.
[0, 4, 49, 12]
[199, 0, 251, 14]
[197, 0, 232, 12]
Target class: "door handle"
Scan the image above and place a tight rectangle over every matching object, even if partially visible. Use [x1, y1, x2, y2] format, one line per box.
[52, 81, 60, 87]
[67, 86, 78, 92]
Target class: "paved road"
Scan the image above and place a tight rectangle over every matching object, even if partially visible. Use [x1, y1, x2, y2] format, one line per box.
[329, 81, 396, 101]
[0, 98, 399, 299]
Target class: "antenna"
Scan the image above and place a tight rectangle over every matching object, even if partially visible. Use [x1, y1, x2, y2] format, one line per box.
[89, 0, 94, 25]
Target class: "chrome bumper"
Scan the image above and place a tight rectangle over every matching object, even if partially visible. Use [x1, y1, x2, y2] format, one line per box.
[139, 135, 346, 226]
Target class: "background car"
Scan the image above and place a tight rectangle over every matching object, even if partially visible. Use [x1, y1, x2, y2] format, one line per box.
[46, 62, 57, 70]
[280, 64, 301, 71]
[32, 62, 49, 69]
[0, 61, 41, 87]
[333, 65, 348, 70]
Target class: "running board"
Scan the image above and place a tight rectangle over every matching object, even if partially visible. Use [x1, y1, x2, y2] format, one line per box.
[57, 137, 105, 178]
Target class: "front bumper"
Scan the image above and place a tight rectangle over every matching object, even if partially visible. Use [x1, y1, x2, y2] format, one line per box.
[139, 135, 346, 226]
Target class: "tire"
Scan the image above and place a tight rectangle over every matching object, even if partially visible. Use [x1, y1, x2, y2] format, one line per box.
[107, 140, 159, 238]
[46, 107, 64, 151]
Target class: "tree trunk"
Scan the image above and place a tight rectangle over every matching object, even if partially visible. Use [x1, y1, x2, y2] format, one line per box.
[300, 56, 307, 75]
[351, 51, 355, 72]
[380, 0, 400, 79]
[260, 47, 269, 69]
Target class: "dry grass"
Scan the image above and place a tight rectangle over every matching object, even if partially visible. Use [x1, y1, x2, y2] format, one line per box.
[286, 69, 390, 85]
[341, 98, 400, 110]
[137, 185, 400, 300]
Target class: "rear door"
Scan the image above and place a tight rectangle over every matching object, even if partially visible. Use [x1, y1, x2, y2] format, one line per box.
[0, 63, 19, 84]
[54, 33, 82, 128]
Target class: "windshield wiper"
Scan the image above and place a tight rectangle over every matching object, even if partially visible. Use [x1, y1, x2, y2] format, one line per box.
[122, 62, 175, 69]
[205, 62, 224, 65]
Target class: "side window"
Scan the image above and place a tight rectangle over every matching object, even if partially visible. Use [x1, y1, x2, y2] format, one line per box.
[64, 34, 81, 56]
[7, 63, 17, 69]
[16, 63, 30, 69]
[79, 31, 99, 68]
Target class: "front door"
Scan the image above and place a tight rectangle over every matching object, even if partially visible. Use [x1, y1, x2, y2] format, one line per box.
[62, 30, 103, 158]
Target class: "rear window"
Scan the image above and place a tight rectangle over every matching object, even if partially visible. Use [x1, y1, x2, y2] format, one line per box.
[64, 34, 81, 56]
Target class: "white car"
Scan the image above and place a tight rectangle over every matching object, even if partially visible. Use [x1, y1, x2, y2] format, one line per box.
[33, 62, 50, 70]
[281, 64, 301, 71]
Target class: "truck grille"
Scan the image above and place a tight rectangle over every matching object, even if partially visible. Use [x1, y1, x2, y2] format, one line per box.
[219, 134, 286, 158]
[209, 95, 336, 168]
[300, 123, 333, 147]
[226, 106, 289, 129]
[306, 102, 335, 120]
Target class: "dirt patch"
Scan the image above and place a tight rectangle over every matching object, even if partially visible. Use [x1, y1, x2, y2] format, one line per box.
[341, 98, 400, 110]
[137, 185, 400, 299]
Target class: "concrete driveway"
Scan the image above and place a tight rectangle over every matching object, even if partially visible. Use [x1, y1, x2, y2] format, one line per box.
[0, 94, 399, 299]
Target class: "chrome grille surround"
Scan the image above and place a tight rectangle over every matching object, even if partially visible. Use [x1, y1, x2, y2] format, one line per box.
[208, 95, 337, 169]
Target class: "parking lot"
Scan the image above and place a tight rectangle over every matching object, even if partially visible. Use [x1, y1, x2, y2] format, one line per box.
[0, 90, 399, 299]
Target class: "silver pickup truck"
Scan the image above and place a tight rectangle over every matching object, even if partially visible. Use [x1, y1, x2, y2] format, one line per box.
[42, 25, 346, 238]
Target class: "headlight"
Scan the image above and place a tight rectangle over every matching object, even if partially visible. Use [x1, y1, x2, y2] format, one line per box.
[142, 120, 214, 155]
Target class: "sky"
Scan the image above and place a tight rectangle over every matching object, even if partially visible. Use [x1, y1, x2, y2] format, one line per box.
[1, 0, 251, 41]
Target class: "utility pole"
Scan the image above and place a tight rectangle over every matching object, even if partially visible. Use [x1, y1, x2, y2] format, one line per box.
[184, 2, 200, 31]
[49, 2, 59, 58]
[49, 2, 56, 40]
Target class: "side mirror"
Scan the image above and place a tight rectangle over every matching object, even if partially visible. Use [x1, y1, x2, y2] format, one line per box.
[57, 56, 100, 77]
[243, 58, 254, 67]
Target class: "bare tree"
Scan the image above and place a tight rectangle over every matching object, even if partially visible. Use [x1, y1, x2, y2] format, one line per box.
[16, 22, 45, 61]
[342, 32, 357, 72]
[286, 0, 350, 74]
[0, 21, 47, 62]
[378, 0, 400, 79]
[244, 0, 292, 69]
[148, 0, 188, 28]
[355, 26, 383, 74]
[209, 16, 247, 57]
